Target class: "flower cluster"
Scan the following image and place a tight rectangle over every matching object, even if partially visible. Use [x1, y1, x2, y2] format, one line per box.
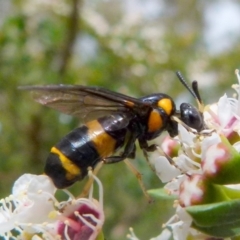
[140, 70, 240, 240]
[0, 172, 104, 240]
[2, 69, 240, 240]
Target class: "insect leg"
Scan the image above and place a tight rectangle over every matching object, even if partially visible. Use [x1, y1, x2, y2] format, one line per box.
[138, 138, 158, 173]
[103, 132, 138, 164]
[139, 138, 180, 172]
[104, 133, 152, 201]
[124, 158, 152, 203]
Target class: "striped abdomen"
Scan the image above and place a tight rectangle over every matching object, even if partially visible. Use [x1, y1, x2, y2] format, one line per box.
[44, 114, 128, 188]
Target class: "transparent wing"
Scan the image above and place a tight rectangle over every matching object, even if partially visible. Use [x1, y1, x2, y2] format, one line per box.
[19, 84, 149, 122]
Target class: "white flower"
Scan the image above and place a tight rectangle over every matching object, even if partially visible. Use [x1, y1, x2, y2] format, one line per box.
[150, 228, 172, 240]
[0, 171, 104, 240]
[149, 151, 181, 183]
[148, 70, 240, 240]
[56, 171, 104, 240]
[165, 206, 192, 240]
[204, 69, 240, 137]
[0, 174, 57, 239]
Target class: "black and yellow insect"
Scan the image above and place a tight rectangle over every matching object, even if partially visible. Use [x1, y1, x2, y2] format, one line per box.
[20, 72, 204, 189]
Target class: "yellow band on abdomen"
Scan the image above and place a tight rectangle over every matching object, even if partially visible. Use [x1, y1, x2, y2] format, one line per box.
[50, 147, 81, 180]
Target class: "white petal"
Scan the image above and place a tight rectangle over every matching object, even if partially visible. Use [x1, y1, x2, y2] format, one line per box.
[150, 153, 181, 182]
[12, 174, 34, 196]
[0, 219, 15, 233]
[201, 133, 221, 159]
[178, 124, 195, 146]
[176, 206, 192, 223]
[171, 221, 191, 240]
[27, 174, 56, 195]
[164, 175, 186, 195]
[150, 228, 172, 240]
[218, 94, 234, 127]
[12, 174, 56, 198]
[15, 194, 56, 224]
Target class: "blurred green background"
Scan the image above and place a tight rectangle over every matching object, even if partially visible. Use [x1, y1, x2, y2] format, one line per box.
[0, 0, 240, 239]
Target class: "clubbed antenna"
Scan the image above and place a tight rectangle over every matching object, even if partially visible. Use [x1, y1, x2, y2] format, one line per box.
[191, 80, 204, 112]
[175, 71, 204, 112]
[191, 80, 202, 103]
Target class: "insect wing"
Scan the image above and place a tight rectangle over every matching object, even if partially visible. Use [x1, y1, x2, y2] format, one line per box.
[19, 85, 149, 122]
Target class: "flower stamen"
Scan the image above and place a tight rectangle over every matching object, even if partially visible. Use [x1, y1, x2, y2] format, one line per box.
[74, 211, 96, 230]
[64, 222, 71, 240]
[83, 213, 101, 225]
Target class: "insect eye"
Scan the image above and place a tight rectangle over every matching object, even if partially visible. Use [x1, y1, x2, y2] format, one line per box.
[180, 102, 204, 132]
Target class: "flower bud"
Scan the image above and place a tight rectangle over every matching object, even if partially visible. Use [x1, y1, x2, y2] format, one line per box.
[179, 174, 228, 207]
[202, 136, 240, 184]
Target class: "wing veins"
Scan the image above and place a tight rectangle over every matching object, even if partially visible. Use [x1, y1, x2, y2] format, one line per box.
[20, 84, 150, 121]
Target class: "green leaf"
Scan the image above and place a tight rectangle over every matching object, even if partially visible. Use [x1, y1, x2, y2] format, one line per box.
[192, 220, 240, 238]
[148, 188, 177, 200]
[187, 199, 240, 237]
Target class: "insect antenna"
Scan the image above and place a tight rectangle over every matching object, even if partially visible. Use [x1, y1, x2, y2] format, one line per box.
[176, 71, 204, 112]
